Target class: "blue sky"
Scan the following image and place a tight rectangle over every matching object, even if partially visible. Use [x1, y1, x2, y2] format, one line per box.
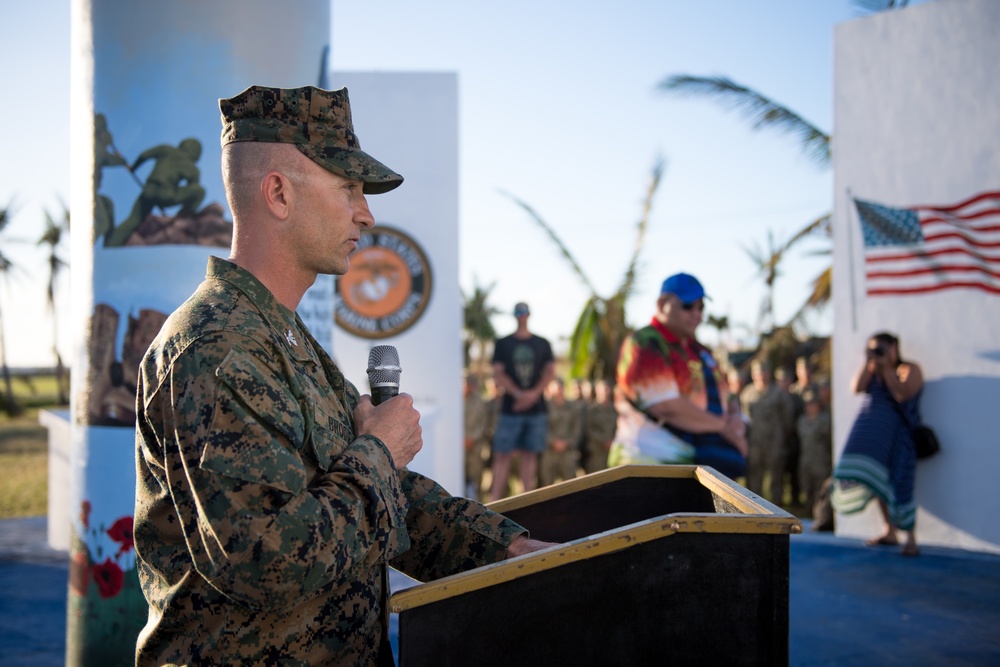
[0, 0, 924, 366]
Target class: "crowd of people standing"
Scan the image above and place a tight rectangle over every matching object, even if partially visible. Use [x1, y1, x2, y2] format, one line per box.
[464, 369, 619, 501]
[465, 288, 834, 520]
[735, 357, 833, 514]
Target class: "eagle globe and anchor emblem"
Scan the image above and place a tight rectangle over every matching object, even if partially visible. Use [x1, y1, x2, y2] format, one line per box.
[335, 225, 433, 338]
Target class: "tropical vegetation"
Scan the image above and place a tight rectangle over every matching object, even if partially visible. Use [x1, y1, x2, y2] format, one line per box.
[655, 0, 913, 331]
[501, 158, 665, 383]
[462, 278, 501, 374]
[39, 203, 70, 404]
[0, 200, 21, 416]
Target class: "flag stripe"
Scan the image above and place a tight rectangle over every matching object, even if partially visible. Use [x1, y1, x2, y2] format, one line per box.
[855, 190, 1000, 298]
[923, 231, 1000, 249]
[923, 211, 1000, 226]
[866, 245, 1000, 263]
[868, 281, 1000, 296]
[867, 263, 1000, 280]
[913, 190, 1000, 214]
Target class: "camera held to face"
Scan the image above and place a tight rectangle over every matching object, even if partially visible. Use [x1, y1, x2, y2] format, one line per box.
[868, 345, 886, 358]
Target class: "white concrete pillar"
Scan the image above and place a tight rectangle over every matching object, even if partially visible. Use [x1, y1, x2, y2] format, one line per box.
[68, 1, 329, 662]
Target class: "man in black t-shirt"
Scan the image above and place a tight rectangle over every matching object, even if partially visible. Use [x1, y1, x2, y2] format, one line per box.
[490, 302, 555, 500]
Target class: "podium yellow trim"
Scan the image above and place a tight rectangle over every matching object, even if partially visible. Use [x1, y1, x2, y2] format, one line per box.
[390, 465, 801, 613]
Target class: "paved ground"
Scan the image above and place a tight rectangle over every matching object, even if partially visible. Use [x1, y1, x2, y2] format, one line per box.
[2, 516, 999, 666]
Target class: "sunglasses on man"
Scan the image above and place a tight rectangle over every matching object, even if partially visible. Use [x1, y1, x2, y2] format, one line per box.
[680, 300, 705, 312]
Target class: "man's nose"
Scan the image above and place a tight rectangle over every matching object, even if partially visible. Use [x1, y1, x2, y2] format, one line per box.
[356, 195, 375, 228]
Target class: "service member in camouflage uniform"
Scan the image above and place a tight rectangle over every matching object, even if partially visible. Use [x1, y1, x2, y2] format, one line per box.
[796, 389, 832, 516]
[539, 378, 583, 487]
[464, 373, 490, 500]
[741, 360, 794, 504]
[133, 85, 552, 667]
[776, 367, 804, 505]
[583, 380, 618, 474]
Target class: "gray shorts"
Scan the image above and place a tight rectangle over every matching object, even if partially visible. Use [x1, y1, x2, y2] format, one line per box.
[492, 413, 548, 454]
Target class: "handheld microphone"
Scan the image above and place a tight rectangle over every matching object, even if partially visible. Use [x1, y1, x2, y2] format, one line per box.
[367, 345, 401, 406]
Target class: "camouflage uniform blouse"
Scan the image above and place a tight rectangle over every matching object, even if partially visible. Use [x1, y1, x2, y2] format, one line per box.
[134, 257, 525, 666]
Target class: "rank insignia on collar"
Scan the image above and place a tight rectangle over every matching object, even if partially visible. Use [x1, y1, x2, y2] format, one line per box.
[286, 329, 298, 347]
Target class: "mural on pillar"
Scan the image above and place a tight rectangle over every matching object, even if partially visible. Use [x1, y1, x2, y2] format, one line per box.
[93, 113, 232, 249]
[66, 498, 145, 662]
[79, 113, 234, 427]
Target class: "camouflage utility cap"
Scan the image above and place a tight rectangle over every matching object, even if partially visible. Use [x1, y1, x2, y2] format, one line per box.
[219, 85, 403, 195]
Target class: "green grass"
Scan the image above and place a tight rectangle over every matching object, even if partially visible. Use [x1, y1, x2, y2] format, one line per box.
[0, 410, 49, 518]
[0, 373, 66, 518]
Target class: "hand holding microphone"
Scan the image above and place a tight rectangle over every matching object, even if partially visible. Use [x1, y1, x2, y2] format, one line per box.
[354, 345, 422, 467]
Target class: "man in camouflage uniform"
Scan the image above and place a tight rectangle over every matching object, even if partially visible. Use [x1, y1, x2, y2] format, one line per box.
[776, 367, 804, 505]
[583, 380, 617, 474]
[133, 85, 551, 666]
[741, 360, 794, 504]
[796, 389, 832, 518]
[539, 378, 582, 487]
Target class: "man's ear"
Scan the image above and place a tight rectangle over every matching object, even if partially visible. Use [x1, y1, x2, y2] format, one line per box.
[261, 171, 293, 219]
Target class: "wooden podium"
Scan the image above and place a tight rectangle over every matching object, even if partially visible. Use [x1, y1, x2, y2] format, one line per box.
[390, 465, 802, 666]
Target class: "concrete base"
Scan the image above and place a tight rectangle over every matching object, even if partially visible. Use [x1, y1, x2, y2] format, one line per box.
[39, 409, 71, 553]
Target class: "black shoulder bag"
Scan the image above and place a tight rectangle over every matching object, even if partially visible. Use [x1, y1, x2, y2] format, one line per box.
[889, 394, 940, 460]
[912, 425, 941, 459]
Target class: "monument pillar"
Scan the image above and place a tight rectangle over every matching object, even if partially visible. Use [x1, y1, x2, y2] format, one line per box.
[68, 1, 329, 662]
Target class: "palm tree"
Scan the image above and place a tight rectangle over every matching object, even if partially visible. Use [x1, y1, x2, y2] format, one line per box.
[654, 0, 908, 326]
[0, 200, 21, 415]
[704, 313, 730, 348]
[741, 229, 787, 334]
[462, 278, 500, 374]
[780, 213, 832, 325]
[502, 158, 665, 383]
[658, 73, 831, 323]
[39, 203, 70, 404]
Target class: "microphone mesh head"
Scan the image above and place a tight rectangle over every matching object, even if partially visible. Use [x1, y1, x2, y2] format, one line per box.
[367, 345, 401, 385]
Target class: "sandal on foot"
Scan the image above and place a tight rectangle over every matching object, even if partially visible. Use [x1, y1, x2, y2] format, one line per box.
[865, 535, 899, 547]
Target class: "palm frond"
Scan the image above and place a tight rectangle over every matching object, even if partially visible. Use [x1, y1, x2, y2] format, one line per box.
[742, 229, 784, 285]
[786, 266, 832, 326]
[0, 199, 16, 233]
[657, 75, 830, 167]
[568, 298, 601, 379]
[499, 190, 599, 296]
[706, 314, 729, 331]
[853, 0, 909, 14]
[781, 213, 831, 253]
[462, 278, 500, 341]
[620, 157, 666, 301]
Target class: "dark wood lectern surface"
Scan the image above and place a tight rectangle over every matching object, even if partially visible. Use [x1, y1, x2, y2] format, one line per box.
[392, 465, 801, 666]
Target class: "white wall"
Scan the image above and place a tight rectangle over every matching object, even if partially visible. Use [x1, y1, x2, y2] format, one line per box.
[832, 0, 1000, 553]
[326, 72, 464, 495]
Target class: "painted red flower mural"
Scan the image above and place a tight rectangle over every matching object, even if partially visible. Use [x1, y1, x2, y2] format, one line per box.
[91, 558, 125, 599]
[107, 516, 134, 558]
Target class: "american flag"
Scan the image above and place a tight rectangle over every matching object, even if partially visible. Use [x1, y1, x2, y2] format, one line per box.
[854, 191, 1000, 296]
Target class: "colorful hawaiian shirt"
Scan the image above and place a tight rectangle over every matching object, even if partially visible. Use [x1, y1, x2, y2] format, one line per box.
[609, 318, 730, 465]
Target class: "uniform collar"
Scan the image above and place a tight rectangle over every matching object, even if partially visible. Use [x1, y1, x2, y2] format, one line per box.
[207, 256, 312, 361]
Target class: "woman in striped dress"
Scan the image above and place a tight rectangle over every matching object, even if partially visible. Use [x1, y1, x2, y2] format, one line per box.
[832, 332, 924, 556]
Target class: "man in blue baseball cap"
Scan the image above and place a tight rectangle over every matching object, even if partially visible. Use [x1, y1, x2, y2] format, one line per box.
[608, 273, 748, 479]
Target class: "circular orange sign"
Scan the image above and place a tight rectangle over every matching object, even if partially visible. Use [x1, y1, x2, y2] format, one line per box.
[335, 226, 432, 338]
